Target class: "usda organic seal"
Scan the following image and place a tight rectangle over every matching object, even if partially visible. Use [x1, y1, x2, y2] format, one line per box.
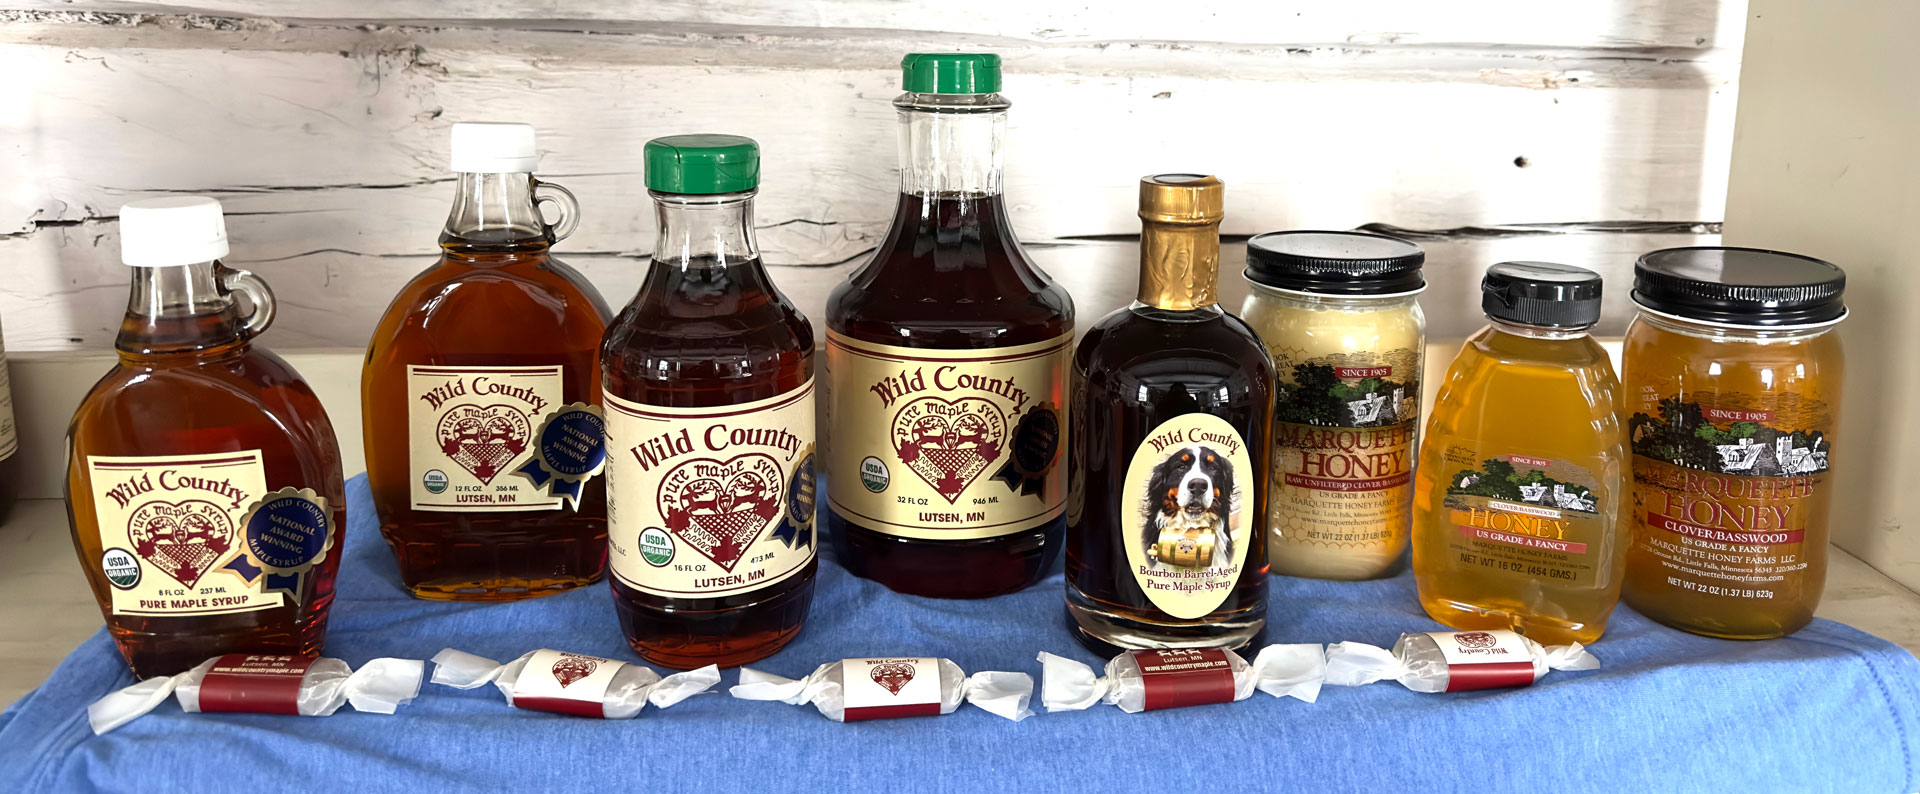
[423, 469, 449, 495]
[859, 456, 890, 493]
[102, 548, 140, 589]
[639, 526, 674, 567]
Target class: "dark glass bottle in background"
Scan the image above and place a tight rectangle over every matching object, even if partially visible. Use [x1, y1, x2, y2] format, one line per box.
[1066, 175, 1273, 654]
[602, 135, 817, 669]
[826, 53, 1075, 599]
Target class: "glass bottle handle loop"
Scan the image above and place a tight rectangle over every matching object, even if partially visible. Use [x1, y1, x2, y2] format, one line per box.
[533, 180, 580, 243]
[218, 264, 276, 338]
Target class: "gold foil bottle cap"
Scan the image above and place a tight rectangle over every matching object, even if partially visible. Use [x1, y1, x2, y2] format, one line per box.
[1137, 174, 1224, 310]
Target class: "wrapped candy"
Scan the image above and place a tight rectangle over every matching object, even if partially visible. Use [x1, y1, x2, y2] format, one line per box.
[431, 648, 719, 719]
[1039, 645, 1325, 713]
[1324, 629, 1599, 693]
[88, 654, 423, 735]
[730, 657, 1033, 722]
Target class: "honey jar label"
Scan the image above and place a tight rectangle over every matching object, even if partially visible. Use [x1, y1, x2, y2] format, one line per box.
[509, 649, 628, 718]
[1132, 648, 1237, 710]
[1120, 413, 1254, 620]
[1629, 394, 1831, 601]
[407, 365, 568, 512]
[604, 380, 817, 599]
[0, 329, 16, 463]
[824, 330, 1069, 540]
[1438, 451, 1608, 587]
[197, 654, 317, 715]
[1270, 352, 1419, 551]
[1425, 630, 1539, 692]
[842, 657, 942, 721]
[87, 451, 285, 617]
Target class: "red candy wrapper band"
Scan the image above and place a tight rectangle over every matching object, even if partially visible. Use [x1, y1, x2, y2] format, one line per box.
[1323, 629, 1599, 693]
[88, 654, 423, 735]
[1039, 645, 1325, 714]
[729, 657, 1033, 722]
[430, 648, 719, 719]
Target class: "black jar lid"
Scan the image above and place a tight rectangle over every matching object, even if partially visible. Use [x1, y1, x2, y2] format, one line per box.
[1481, 261, 1604, 328]
[1244, 230, 1426, 295]
[1633, 247, 1847, 326]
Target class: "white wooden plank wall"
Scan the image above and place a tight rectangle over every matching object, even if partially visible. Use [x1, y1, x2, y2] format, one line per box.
[3, 1, 1743, 350]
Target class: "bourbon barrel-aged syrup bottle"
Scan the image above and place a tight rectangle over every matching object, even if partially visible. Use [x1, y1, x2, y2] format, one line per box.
[603, 135, 817, 669]
[1066, 175, 1273, 654]
[66, 198, 346, 677]
[826, 53, 1075, 599]
[363, 122, 612, 601]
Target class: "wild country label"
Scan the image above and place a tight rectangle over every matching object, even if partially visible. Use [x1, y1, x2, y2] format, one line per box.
[1121, 414, 1255, 620]
[604, 381, 817, 599]
[88, 451, 298, 617]
[1271, 355, 1419, 549]
[1441, 451, 1604, 587]
[407, 365, 566, 512]
[1629, 395, 1829, 598]
[825, 331, 1069, 540]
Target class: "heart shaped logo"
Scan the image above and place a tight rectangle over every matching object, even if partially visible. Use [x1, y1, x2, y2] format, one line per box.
[1456, 631, 1498, 649]
[436, 403, 532, 484]
[551, 654, 600, 688]
[658, 453, 785, 571]
[127, 500, 234, 588]
[890, 397, 1008, 503]
[870, 662, 917, 695]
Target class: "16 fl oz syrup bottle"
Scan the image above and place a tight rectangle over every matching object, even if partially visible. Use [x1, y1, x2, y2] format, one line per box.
[602, 135, 817, 669]
[826, 53, 1075, 599]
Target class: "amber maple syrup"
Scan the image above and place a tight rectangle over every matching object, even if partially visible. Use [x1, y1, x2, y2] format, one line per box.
[363, 123, 611, 601]
[66, 197, 346, 677]
[603, 135, 817, 669]
[826, 54, 1075, 599]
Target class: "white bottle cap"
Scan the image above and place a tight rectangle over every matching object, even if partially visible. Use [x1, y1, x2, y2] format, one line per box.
[450, 122, 538, 173]
[119, 197, 230, 267]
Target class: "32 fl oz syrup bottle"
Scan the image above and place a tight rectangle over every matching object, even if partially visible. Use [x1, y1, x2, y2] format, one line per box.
[826, 53, 1075, 599]
[66, 198, 345, 677]
[363, 122, 612, 601]
[603, 135, 817, 669]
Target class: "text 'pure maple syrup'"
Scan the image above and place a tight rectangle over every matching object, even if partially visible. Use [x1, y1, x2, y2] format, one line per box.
[363, 122, 612, 601]
[826, 53, 1075, 599]
[1066, 175, 1273, 655]
[1621, 247, 1847, 640]
[602, 135, 818, 669]
[66, 198, 346, 677]
[1412, 262, 1628, 646]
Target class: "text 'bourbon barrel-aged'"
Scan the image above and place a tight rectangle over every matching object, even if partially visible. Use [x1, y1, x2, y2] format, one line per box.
[826, 53, 1075, 599]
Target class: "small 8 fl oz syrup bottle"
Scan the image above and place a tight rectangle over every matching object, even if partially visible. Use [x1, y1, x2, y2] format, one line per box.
[67, 198, 346, 677]
[1067, 175, 1273, 654]
[602, 135, 818, 669]
[826, 53, 1075, 599]
[363, 122, 612, 601]
[1412, 263, 1628, 646]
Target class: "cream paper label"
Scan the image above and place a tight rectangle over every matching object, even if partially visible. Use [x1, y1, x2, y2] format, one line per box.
[0, 328, 16, 462]
[605, 381, 818, 599]
[407, 365, 564, 512]
[842, 657, 942, 716]
[510, 649, 627, 712]
[88, 451, 281, 616]
[1121, 414, 1254, 620]
[824, 330, 1069, 540]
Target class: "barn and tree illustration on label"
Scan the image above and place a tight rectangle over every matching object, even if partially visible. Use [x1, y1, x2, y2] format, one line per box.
[1269, 352, 1421, 552]
[1439, 452, 1604, 587]
[1120, 414, 1254, 619]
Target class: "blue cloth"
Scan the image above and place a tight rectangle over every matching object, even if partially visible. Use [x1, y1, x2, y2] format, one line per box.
[4, 474, 1918, 793]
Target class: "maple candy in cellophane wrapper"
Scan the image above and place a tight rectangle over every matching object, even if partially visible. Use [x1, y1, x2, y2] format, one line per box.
[89, 654, 423, 734]
[431, 648, 720, 719]
[730, 657, 1033, 722]
[1325, 629, 1599, 693]
[1039, 645, 1326, 714]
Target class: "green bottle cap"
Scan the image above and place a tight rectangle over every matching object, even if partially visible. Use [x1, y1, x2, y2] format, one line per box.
[901, 53, 1002, 94]
[644, 134, 759, 194]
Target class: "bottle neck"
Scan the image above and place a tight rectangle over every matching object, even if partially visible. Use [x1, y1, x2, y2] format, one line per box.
[1138, 219, 1222, 311]
[117, 261, 251, 356]
[1488, 317, 1592, 340]
[651, 190, 759, 269]
[894, 93, 1008, 199]
[441, 171, 550, 253]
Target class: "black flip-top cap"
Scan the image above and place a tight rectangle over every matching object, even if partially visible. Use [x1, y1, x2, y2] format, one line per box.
[1244, 230, 1426, 295]
[1481, 261, 1604, 328]
[1633, 247, 1847, 326]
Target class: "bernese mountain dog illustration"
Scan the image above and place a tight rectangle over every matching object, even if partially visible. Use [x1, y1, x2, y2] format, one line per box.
[1142, 445, 1235, 568]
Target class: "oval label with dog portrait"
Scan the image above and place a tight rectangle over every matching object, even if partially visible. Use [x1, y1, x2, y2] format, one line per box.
[1121, 413, 1255, 619]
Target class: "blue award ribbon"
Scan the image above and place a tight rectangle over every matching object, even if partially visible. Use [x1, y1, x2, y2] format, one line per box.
[232, 488, 335, 605]
[512, 403, 608, 511]
[770, 448, 818, 550]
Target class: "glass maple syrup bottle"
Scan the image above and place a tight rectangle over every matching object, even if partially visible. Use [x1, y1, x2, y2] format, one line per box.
[826, 53, 1075, 599]
[363, 122, 612, 601]
[1412, 262, 1628, 646]
[603, 135, 818, 669]
[1066, 175, 1272, 654]
[67, 197, 346, 677]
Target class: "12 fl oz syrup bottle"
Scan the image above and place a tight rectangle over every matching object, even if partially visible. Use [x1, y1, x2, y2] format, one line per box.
[826, 53, 1075, 599]
[603, 135, 818, 669]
